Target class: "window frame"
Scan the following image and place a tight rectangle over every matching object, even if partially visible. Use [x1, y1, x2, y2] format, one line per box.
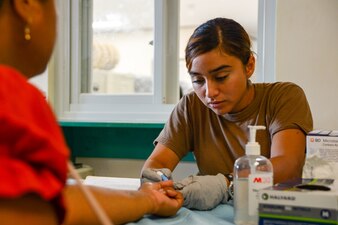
[50, 0, 276, 123]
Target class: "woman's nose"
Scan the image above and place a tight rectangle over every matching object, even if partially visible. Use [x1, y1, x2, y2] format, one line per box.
[205, 80, 219, 98]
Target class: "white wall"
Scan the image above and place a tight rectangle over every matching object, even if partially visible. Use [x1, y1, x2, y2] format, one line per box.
[275, 0, 338, 130]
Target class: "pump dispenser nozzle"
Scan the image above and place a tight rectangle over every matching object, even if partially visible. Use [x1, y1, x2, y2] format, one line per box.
[246, 125, 266, 155]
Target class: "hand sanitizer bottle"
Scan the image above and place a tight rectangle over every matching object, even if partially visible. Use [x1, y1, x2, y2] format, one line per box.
[233, 125, 273, 225]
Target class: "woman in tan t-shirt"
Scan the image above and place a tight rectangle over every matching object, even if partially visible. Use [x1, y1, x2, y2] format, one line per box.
[141, 17, 313, 210]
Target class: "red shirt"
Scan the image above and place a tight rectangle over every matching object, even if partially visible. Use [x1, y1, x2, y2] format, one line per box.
[0, 65, 69, 223]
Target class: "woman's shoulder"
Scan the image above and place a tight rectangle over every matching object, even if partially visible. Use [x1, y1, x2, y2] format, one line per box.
[255, 81, 305, 95]
[0, 65, 42, 96]
[0, 65, 46, 107]
[255, 81, 302, 88]
[0, 65, 27, 85]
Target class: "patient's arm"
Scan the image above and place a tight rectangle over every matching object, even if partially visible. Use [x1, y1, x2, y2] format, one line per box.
[62, 181, 183, 225]
[0, 194, 58, 225]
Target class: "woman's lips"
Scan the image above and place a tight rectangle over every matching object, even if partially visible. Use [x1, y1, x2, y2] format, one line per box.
[208, 100, 224, 109]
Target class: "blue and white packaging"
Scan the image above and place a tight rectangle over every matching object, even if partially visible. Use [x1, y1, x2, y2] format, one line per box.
[303, 130, 338, 180]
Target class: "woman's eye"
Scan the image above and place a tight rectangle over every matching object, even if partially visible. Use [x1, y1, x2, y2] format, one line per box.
[192, 79, 205, 84]
[216, 76, 227, 81]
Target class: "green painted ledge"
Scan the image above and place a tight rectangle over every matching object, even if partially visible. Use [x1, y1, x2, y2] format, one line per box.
[60, 121, 195, 162]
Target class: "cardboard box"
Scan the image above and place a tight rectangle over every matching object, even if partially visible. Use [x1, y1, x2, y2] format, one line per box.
[303, 130, 338, 180]
[258, 179, 338, 225]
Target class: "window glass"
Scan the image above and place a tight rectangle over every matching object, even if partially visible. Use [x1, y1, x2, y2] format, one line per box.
[90, 0, 154, 94]
[87, 0, 258, 97]
[53, 0, 265, 122]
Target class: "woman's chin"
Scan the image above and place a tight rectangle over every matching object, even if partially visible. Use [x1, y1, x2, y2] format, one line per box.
[211, 108, 228, 116]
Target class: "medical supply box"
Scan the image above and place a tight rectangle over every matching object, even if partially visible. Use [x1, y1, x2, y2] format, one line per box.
[258, 179, 338, 225]
[303, 130, 338, 180]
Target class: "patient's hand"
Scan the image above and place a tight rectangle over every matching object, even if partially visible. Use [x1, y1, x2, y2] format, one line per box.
[139, 180, 183, 217]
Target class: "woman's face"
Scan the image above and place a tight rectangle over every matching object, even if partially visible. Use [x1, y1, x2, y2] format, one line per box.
[189, 49, 255, 115]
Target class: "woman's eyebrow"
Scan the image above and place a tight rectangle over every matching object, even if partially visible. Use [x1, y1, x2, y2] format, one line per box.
[189, 65, 231, 76]
[209, 65, 231, 74]
[189, 71, 200, 77]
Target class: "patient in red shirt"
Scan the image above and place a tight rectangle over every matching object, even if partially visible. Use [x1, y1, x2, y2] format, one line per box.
[0, 0, 183, 224]
[0, 65, 69, 221]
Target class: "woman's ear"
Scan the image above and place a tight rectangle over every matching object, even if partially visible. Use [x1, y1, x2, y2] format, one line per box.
[12, 0, 42, 24]
[245, 54, 256, 78]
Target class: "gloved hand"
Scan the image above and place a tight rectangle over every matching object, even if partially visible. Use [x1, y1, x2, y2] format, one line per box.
[141, 168, 173, 184]
[174, 173, 229, 210]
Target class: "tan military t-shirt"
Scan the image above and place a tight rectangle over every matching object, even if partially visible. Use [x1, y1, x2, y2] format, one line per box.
[154, 82, 313, 175]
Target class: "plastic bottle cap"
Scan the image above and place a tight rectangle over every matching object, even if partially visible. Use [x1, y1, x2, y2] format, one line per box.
[246, 142, 260, 155]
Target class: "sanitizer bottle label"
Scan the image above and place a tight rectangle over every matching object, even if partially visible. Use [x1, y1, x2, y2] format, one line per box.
[248, 173, 273, 216]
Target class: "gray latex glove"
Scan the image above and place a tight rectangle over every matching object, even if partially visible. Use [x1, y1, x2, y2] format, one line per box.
[174, 173, 229, 210]
[141, 168, 173, 184]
